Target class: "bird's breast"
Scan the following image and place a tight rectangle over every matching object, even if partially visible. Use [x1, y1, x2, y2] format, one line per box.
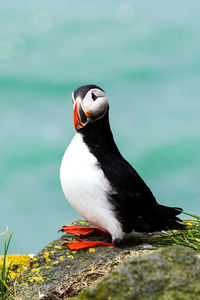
[60, 132, 124, 239]
[60, 133, 114, 224]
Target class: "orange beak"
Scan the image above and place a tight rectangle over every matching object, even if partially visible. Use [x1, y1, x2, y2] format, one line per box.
[74, 99, 88, 130]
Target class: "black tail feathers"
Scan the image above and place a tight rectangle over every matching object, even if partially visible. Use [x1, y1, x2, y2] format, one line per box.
[125, 203, 187, 233]
[146, 204, 187, 232]
[155, 204, 183, 218]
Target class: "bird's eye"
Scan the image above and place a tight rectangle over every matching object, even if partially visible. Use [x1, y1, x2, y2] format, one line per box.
[91, 92, 97, 101]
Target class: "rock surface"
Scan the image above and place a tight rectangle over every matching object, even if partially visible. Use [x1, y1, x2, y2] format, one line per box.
[9, 221, 159, 299]
[8, 220, 199, 299]
[76, 246, 200, 300]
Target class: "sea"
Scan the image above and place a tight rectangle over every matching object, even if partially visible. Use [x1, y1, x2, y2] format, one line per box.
[0, 0, 200, 254]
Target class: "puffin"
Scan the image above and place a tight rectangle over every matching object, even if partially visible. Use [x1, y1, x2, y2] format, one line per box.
[60, 84, 186, 250]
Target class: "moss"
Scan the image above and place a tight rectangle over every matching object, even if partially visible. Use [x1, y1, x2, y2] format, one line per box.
[76, 246, 200, 300]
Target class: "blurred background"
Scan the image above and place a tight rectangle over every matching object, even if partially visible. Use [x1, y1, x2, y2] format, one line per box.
[1, 0, 200, 254]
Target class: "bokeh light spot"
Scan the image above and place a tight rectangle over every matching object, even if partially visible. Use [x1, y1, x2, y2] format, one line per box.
[116, 5, 135, 25]
[34, 12, 53, 32]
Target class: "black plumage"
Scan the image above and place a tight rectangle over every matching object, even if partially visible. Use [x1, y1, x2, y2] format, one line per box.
[74, 84, 104, 100]
[79, 110, 186, 234]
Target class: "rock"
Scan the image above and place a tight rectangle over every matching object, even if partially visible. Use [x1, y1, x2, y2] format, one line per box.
[9, 221, 158, 299]
[9, 220, 197, 299]
[76, 246, 200, 300]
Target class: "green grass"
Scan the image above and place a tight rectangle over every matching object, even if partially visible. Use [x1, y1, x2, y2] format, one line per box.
[0, 229, 13, 300]
[152, 211, 200, 251]
[170, 211, 200, 251]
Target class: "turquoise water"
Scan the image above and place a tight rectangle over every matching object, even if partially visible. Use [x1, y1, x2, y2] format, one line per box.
[1, 0, 200, 254]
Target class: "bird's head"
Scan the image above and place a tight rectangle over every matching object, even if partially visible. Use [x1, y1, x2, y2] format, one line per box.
[72, 84, 109, 130]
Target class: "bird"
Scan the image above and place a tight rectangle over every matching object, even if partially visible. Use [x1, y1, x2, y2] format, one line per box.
[60, 84, 186, 250]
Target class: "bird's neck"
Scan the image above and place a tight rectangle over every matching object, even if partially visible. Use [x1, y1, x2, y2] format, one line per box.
[78, 112, 120, 155]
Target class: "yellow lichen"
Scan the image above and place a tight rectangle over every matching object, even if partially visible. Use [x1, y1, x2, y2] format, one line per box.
[72, 250, 77, 254]
[54, 246, 62, 250]
[59, 256, 64, 261]
[46, 266, 51, 269]
[50, 251, 55, 254]
[89, 248, 96, 253]
[67, 255, 74, 259]
[0, 254, 30, 279]
[29, 276, 43, 283]
[168, 257, 173, 262]
[33, 263, 39, 267]
[53, 261, 59, 264]
[31, 268, 40, 273]
[43, 252, 51, 262]
[9, 271, 18, 279]
[0, 255, 30, 268]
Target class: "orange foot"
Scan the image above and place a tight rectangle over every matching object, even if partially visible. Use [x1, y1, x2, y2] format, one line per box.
[60, 225, 114, 250]
[60, 225, 110, 237]
[66, 240, 115, 250]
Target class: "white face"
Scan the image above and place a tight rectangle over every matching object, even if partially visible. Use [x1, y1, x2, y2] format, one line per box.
[73, 88, 109, 123]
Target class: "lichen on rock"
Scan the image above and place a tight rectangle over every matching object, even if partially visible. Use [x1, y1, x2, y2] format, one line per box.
[75, 246, 200, 300]
[0, 254, 31, 279]
[7, 220, 199, 299]
[8, 221, 156, 299]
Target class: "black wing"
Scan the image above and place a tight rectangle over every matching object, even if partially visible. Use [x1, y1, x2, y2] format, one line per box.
[97, 152, 185, 233]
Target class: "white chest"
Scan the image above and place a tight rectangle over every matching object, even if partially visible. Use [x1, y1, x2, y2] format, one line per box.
[60, 133, 123, 239]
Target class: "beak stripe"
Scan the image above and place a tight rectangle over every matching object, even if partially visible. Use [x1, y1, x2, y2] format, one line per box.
[74, 101, 79, 130]
[74, 100, 88, 130]
[78, 104, 87, 124]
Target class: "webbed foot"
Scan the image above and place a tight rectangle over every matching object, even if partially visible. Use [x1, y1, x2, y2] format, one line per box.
[60, 225, 110, 237]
